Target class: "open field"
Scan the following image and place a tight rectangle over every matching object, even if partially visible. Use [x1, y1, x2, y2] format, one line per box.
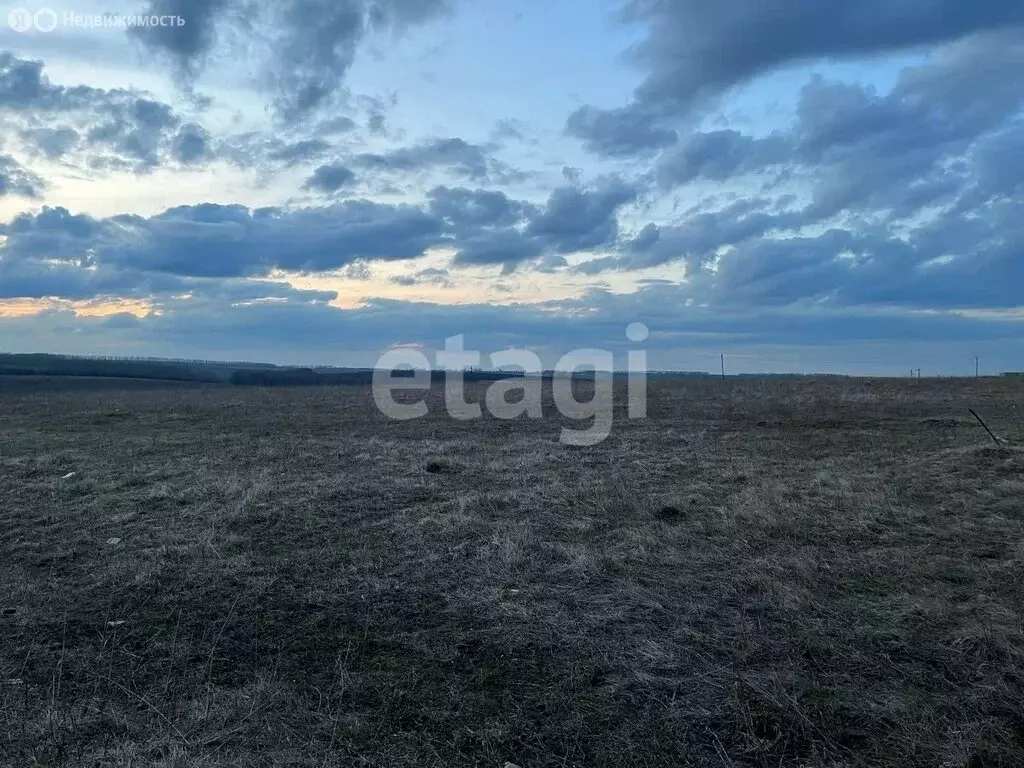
[0, 376, 219, 395]
[1, 378, 1023, 767]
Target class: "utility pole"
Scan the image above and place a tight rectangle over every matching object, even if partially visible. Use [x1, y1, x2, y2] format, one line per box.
[976, 356, 980, 378]
[720, 353, 726, 381]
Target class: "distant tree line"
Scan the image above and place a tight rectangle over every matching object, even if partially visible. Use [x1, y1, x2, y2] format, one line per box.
[228, 369, 376, 387]
[7, 352, 850, 389]
[0, 353, 222, 383]
[227, 368, 528, 387]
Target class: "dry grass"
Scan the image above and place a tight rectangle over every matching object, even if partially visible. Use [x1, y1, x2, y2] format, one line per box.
[1, 377, 1023, 766]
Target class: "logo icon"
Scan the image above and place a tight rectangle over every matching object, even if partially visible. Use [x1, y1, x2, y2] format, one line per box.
[7, 7, 33, 32]
[33, 7, 58, 32]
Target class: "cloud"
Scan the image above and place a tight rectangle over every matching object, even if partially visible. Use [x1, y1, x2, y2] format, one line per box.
[571, 29, 1024, 290]
[17, 127, 80, 159]
[656, 130, 791, 187]
[430, 178, 639, 272]
[1, 53, 370, 178]
[614, 191, 1024, 314]
[570, 1, 1024, 157]
[0, 52, 203, 173]
[451, 230, 542, 271]
[0, 155, 45, 198]
[2, 201, 445, 280]
[492, 118, 529, 143]
[526, 177, 637, 254]
[351, 138, 520, 183]
[170, 123, 211, 164]
[3, 283, 1023, 374]
[565, 105, 678, 157]
[128, 0, 451, 123]
[276, 0, 453, 120]
[128, 0, 234, 76]
[270, 139, 333, 166]
[342, 261, 372, 280]
[968, 125, 1024, 204]
[792, 34, 1024, 219]
[0, 175, 644, 286]
[577, 200, 803, 274]
[427, 186, 536, 229]
[0, 217, 337, 303]
[391, 267, 453, 287]
[5, 15, 1023, 351]
[303, 163, 357, 192]
[320, 117, 359, 136]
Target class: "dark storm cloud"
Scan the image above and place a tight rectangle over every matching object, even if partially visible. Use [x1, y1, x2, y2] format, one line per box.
[0, 155, 45, 198]
[303, 163, 357, 193]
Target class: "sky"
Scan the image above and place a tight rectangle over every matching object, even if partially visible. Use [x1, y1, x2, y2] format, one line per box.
[0, 0, 1023, 375]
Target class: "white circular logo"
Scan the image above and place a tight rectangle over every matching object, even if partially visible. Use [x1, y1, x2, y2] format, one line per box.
[33, 7, 58, 32]
[626, 322, 650, 343]
[7, 7, 34, 32]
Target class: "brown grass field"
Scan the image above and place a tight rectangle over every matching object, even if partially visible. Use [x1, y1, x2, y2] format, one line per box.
[1, 377, 1023, 767]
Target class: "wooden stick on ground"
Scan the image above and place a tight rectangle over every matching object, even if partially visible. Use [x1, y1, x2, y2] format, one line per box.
[969, 408, 1002, 446]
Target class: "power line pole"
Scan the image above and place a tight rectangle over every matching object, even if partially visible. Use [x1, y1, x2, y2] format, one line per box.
[976, 356, 980, 378]
[720, 353, 726, 381]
